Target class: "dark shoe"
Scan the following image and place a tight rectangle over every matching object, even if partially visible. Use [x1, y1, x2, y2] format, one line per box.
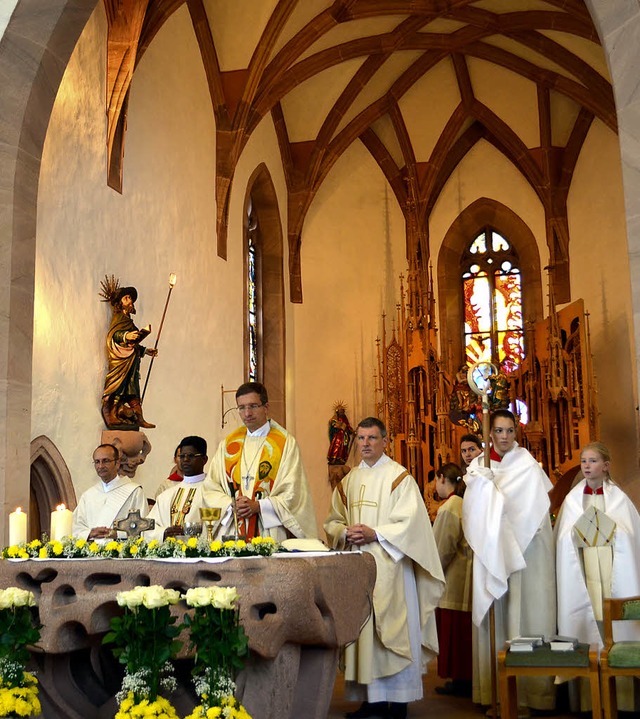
[345, 702, 389, 718]
[452, 679, 472, 697]
[388, 703, 407, 719]
[435, 681, 455, 695]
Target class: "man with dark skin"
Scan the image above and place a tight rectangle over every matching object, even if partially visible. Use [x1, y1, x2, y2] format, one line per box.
[147, 436, 209, 541]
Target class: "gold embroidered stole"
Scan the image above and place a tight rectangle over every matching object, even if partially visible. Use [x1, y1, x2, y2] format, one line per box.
[223, 423, 287, 538]
[170, 486, 197, 527]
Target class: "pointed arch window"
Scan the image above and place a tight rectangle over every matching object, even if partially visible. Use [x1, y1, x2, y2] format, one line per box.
[462, 228, 524, 373]
[246, 200, 261, 381]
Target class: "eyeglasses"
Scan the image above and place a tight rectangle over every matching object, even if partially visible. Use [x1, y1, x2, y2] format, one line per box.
[93, 458, 117, 466]
[236, 404, 264, 413]
[177, 453, 204, 461]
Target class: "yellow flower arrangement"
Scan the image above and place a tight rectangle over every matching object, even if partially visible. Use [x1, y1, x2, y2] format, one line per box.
[0, 589, 41, 718]
[115, 691, 179, 719]
[3, 533, 280, 561]
[0, 672, 41, 718]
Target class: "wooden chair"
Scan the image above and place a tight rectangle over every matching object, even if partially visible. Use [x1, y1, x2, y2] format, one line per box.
[601, 595, 640, 719]
[498, 642, 601, 719]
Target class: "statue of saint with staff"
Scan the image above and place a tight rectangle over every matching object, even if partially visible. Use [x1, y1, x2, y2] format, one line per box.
[99, 276, 157, 429]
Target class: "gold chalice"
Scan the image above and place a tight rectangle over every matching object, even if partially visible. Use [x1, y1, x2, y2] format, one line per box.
[199, 507, 221, 542]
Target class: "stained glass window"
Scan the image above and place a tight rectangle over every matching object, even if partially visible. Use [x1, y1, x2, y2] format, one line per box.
[247, 201, 260, 381]
[462, 229, 524, 373]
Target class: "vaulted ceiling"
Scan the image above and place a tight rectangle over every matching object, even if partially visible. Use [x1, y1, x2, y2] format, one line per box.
[104, 0, 614, 301]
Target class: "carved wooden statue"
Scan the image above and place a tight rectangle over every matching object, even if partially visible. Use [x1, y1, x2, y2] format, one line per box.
[99, 275, 157, 430]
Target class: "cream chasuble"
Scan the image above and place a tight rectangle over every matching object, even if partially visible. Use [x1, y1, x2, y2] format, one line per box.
[324, 457, 444, 702]
[72, 476, 147, 540]
[203, 419, 317, 541]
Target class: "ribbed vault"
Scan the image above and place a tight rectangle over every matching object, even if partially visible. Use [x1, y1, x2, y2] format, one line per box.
[105, 0, 614, 301]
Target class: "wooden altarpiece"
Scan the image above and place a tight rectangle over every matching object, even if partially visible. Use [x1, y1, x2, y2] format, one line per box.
[375, 272, 599, 519]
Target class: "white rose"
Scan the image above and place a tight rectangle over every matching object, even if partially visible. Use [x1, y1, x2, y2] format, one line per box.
[11, 588, 35, 607]
[184, 587, 213, 608]
[164, 588, 181, 605]
[0, 587, 35, 609]
[211, 586, 238, 610]
[142, 585, 168, 609]
[117, 586, 145, 608]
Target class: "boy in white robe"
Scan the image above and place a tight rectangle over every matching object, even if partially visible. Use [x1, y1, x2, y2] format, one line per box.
[463, 409, 556, 710]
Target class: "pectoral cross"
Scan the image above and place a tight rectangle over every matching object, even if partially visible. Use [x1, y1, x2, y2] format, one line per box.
[242, 474, 252, 491]
[351, 484, 377, 523]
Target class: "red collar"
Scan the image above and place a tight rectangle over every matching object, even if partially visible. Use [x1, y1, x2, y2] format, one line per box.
[584, 484, 604, 495]
[490, 447, 502, 463]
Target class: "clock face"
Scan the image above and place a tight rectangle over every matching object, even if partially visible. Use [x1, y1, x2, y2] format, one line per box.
[467, 361, 496, 395]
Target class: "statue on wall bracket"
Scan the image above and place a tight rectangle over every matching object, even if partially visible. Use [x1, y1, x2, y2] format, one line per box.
[99, 275, 157, 430]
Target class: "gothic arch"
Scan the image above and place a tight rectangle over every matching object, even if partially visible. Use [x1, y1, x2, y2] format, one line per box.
[243, 163, 286, 424]
[437, 198, 544, 371]
[30, 435, 76, 540]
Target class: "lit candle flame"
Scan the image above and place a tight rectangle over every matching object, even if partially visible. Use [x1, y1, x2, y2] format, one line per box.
[15, 506, 23, 513]
[56, 503, 66, 511]
[169, 273, 177, 287]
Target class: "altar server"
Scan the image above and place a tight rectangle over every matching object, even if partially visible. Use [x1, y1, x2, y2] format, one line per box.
[433, 462, 472, 697]
[463, 409, 556, 710]
[324, 417, 444, 719]
[556, 441, 640, 711]
[72, 443, 147, 540]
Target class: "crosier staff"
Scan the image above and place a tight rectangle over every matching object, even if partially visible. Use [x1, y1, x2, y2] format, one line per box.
[468, 361, 498, 719]
[141, 273, 177, 402]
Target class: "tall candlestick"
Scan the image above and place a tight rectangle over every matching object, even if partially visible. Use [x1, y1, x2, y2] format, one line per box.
[9, 507, 27, 545]
[50, 504, 73, 541]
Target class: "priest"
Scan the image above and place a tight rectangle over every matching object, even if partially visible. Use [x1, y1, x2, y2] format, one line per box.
[146, 435, 208, 541]
[203, 382, 317, 541]
[324, 417, 444, 719]
[72, 443, 148, 540]
[463, 409, 556, 710]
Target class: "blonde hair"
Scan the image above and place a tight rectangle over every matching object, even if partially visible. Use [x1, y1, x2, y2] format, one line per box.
[581, 441, 612, 481]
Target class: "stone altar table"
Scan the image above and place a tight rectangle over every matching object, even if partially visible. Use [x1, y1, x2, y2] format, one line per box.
[1, 552, 375, 719]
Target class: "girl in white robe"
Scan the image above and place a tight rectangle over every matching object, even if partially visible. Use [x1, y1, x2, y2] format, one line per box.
[555, 441, 640, 712]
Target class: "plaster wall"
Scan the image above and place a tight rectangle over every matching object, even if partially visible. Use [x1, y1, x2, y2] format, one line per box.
[0, 1, 18, 38]
[293, 143, 406, 526]
[429, 138, 549, 294]
[567, 119, 638, 495]
[34, 4, 225, 500]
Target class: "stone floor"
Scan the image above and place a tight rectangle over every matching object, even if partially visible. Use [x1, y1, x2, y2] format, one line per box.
[326, 660, 583, 719]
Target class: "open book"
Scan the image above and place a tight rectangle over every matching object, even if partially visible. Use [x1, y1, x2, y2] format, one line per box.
[134, 325, 151, 343]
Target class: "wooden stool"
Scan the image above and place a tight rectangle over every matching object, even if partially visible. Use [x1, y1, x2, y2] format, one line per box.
[498, 642, 601, 719]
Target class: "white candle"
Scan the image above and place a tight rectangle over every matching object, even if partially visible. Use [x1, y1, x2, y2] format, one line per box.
[50, 504, 73, 541]
[9, 507, 27, 545]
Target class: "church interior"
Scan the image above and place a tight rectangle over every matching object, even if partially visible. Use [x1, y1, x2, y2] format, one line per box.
[2, 0, 640, 582]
